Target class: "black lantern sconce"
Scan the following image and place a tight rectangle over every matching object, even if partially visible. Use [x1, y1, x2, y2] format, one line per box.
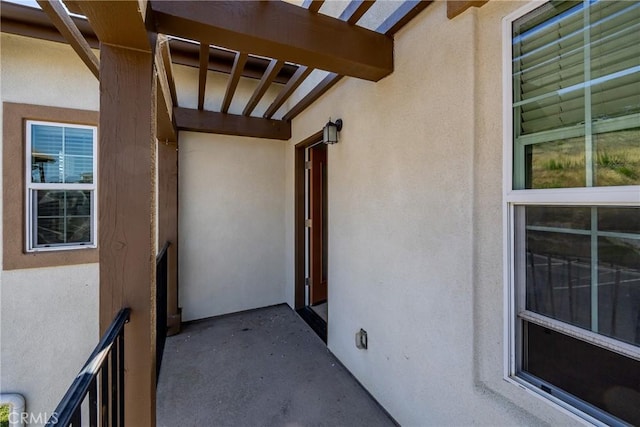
[323, 118, 343, 144]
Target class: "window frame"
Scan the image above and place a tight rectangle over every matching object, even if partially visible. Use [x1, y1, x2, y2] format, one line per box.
[2, 102, 99, 270]
[25, 120, 98, 252]
[501, 1, 640, 424]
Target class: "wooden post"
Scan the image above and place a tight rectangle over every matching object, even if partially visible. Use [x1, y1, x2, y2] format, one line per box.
[158, 139, 180, 335]
[99, 44, 156, 427]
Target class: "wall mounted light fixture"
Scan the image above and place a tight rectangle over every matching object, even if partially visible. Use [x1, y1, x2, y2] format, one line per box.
[323, 118, 343, 144]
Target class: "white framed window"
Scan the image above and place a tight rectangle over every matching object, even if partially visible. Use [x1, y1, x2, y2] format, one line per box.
[25, 120, 97, 252]
[503, 1, 640, 425]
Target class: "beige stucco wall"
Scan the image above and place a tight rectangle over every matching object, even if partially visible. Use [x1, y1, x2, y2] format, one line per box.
[284, 2, 582, 425]
[0, 34, 99, 424]
[178, 131, 287, 321]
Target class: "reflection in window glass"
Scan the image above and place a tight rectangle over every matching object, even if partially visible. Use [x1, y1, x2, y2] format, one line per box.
[519, 206, 640, 346]
[31, 124, 94, 184]
[598, 237, 640, 346]
[594, 129, 640, 187]
[525, 230, 592, 330]
[512, 0, 640, 190]
[34, 190, 92, 246]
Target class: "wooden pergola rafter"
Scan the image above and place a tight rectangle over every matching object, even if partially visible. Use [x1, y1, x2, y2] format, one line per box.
[147, 0, 403, 138]
[2, 0, 486, 140]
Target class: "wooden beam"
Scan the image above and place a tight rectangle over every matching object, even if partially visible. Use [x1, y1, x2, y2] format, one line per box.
[0, 4, 298, 84]
[197, 43, 209, 110]
[36, 0, 99, 79]
[243, 59, 284, 116]
[157, 139, 180, 336]
[377, 0, 433, 35]
[158, 36, 178, 107]
[263, 0, 373, 121]
[221, 52, 248, 114]
[307, 0, 324, 13]
[62, 0, 83, 15]
[167, 39, 296, 84]
[99, 43, 156, 427]
[150, 1, 393, 81]
[447, 0, 488, 20]
[78, 1, 151, 52]
[263, 66, 313, 119]
[339, 0, 375, 25]
[155, 39, 176, 141]
[174, 108, 291, 140]
[283, 73, 342, 121]
[283, 1, 432, 121]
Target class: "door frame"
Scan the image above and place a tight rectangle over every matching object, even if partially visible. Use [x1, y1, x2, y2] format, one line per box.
[294, 131, 323, 310]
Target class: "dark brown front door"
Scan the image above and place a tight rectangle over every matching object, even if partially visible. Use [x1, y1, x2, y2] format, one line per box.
[309, 143, 327, 305]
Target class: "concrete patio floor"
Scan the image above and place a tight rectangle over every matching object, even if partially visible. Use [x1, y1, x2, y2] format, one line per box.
[156, 304, 396, 427]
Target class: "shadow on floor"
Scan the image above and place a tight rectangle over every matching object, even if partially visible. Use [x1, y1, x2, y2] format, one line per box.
[156, 304, 395, 427]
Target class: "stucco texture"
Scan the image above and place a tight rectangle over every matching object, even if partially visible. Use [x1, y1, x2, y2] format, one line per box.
[1, 34, 99, 425]
[284, 2, 582, 426]
[178, 131, 287, 321]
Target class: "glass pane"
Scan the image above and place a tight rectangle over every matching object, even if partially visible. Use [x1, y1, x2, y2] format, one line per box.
[526, 229, 592, 329]
[31, 153, 61, 183]
[526, 136, 586, 188]
[594, 128, 640, 187]
[64, 156, 93, 183]
[523, 321, 640, 425]
[598, 207, 640, 234]
[30, 124, 94, 184]
[67, 216, 91, 243]
[64, 127, 94, 157]
[34, 190, 92, 247]
[597, 236, 640, 346]
[31, 124, 63, 184]
[512, 0, 640, 190]
[31, 124, 62, 155]
[527, 206, 591, 230]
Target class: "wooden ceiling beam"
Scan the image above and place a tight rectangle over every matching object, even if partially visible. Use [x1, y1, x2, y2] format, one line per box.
[36, 0, 99, 79]
[158, 36, 178, 107]
[174, 108, 291, 140]
[264, 66, 313, 119]
[221, 52, 248, 114]
[0, 4, 297, 83]
[377, 0, 433, 35]
[447, 1, 488, 20]
[167, 39, 295, 84]
[62, 0, 83, 15]
[243, 59, 284, 117]
[339, 0, 375, 25]
[198, 43, 209, 110]
[155, 37, 177, 141]
[150, 1, 393, 81]
[306, 0, 325, 13]
[283, 73, 342, 121]
[283, 0, 432, 121]
[78, 1, 151, 52]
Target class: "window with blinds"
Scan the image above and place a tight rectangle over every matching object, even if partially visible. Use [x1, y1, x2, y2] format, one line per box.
[26, 121, 97, 251]
[512, 0, 640, 189]
[506, 1, 640, 425]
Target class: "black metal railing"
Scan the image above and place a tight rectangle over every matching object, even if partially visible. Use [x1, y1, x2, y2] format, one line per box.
[156, 241, 171, 381]
[46, 307, 130, 427]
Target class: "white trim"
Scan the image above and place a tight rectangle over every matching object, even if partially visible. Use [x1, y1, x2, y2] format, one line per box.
[506, 186, 640, 205]
[25, 120, 98, 252]
[519, 311, 640, 361]
[503, 376, 610, 427]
